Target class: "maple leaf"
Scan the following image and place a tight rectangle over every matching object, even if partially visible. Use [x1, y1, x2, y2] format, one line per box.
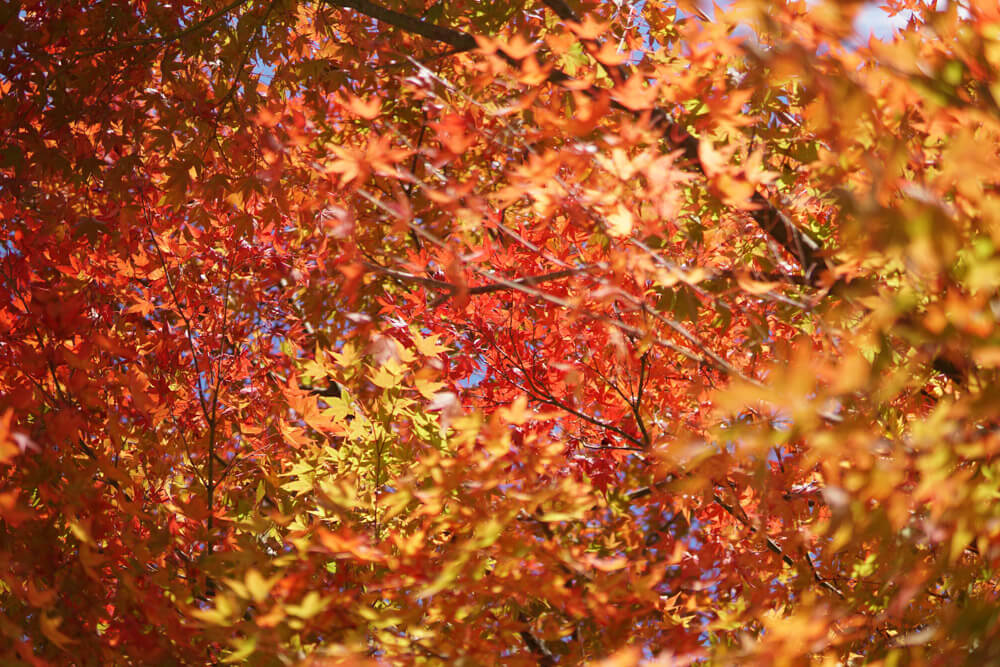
[5, 0, 1000, 663]
[340, 93, 381, 120]
[593, 41, 629, 67]
[569, 16, 611, 41]
[612, 73, 660, 111]
[606, 203, 635, 238]
[325, 146, 369, 186]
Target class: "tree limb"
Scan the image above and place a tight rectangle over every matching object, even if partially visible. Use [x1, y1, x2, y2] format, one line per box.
[516, 612, 557, 665]
[324, 0, 478, 52]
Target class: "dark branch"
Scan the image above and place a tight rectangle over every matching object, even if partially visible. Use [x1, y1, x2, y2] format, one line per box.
[539, 0, 577, 21]
[517, 612, 557, 665]
[336, 0, 831, 288]
[711, 491, 844, 598]
[325, 0, 478, 52]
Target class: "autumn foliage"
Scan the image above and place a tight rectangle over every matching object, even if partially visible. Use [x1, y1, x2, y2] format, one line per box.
[4, 0, 1000, 663]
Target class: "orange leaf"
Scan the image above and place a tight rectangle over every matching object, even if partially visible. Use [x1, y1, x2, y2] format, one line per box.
[341, 93, 381, 120]
[612, 73, 660, 111]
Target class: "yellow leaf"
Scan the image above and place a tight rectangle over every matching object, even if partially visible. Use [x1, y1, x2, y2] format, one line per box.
[606, 203, 634, 238]
[412, 332, 449, 357]
[286, 591, 329, 619]
[415, 376, 446, 399]
[190, 594, 238, 626]
[245, 569, 276, 603]
[679, 267, 707, 285]
[332, 342, 361, 369]
[369, 364, 399, 389]
[472, 518, 505, 548]
[221, 636, 258, 663]
[222, 577, 248, 600]
[950, 520, 974, 563]
[736, 272, 780, 295]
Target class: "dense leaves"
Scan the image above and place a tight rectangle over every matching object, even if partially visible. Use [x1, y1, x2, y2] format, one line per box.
[3, 0, 1000, 663]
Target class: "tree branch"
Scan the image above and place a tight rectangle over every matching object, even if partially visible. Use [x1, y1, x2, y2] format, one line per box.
[333, 0, 833, 286]
[323, 0, 478, 52]
[539, 0, 576, 22]
[516, 612, 557, 665]
[367, 257, 592, 305]
[711, 491, 844, 598]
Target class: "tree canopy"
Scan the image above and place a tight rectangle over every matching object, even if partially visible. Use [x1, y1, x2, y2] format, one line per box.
[3, 0, 1000, 663]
